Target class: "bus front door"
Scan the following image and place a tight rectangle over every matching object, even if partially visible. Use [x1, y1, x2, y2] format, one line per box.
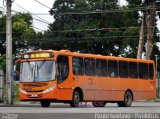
[56, 55, 73, 100]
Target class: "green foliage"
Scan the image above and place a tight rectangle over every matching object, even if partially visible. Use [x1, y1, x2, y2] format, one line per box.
[0, 13, 36, 70]
[13, 19, 28, 32]
[0, 13, 36, 53]
[12, 13, 33, 27]
[47, 0, 159, 60]
[1, 0, 160, 71]
[0, 16, 6, 31]
[45, 0, 139, 56]
[47, 0, 125, 55]
[0, 54, 6, 70]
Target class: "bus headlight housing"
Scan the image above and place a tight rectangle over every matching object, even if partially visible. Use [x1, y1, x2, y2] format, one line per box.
[19, 88, 27, 94]
[42, 84, 56, 93]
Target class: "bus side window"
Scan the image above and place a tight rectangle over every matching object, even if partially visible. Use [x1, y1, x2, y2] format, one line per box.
[129, 62, 138, 79]
[57, 55, 69, 83]
[72, 57, 84, 75]
[96, 59, 108, 77]
[149, 64, 154, 80]
[85, 58, 95, 76]
[119, 61, 128, 78]
[139, 63, 149, 80]
[108, 60, 118, 78]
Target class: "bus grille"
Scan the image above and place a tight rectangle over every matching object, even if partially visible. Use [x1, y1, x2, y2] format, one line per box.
[22, 83, 48, 88]
[26, 90, 44, 92]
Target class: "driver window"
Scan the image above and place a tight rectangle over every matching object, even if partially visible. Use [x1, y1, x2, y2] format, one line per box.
[57, 55, 69, 83]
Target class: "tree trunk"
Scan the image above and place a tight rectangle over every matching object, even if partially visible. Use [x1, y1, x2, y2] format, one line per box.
[137, 13, 145, 59]
[145, 3, 156, 60]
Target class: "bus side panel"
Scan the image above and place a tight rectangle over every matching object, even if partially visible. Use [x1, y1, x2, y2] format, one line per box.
[121, 79, 138, 101]
[92, 77, 124, 101]
[137, 80, 156, 100]
[81, 77, 123, 101]
[121, 78, 156, 101]
[57, 88, 73, 100]
[109, 78, 123, 101]
[81, 76, 95, 101]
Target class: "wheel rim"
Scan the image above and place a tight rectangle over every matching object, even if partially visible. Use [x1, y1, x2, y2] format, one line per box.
[125, 93, 132, 105]
[74, 92, 80, 104]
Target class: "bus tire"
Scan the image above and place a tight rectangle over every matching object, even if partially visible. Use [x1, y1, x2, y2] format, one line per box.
[70, 90, 80, 107]
[117, 91, 133, 107]
[40, 101, 50, 107]
[92, 101, 106, 107]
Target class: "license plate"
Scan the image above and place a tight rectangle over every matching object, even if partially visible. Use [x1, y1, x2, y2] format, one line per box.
[31, 94, 38, 97]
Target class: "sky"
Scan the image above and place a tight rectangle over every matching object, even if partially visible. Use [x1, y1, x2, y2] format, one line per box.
[0, 0, 55, 32]
[0, 0, 159, 32]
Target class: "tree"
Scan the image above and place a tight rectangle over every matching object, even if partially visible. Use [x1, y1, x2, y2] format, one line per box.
[0, 54, 6, 70]
[44, 0, 159, 61]
[12, 13, 36, 52]
[137, 0, 160, 60]
[0, 13, 36, 70]
[144, 0, 157, 60]
[137, 13, 145, 59]
[48, 0, 126, 55]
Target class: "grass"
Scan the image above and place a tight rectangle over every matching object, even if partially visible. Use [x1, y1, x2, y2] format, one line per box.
[2, 83, 40, 104]
[14, 83, 19, 103]
[156, 97, 160, 101]
[2, 82, 20, 103]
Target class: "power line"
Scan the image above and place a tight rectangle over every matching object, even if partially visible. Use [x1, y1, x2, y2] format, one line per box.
[33, 17, 50, 25]
[9, 7, 158, 15]
[1, 34, 156, 43]
[27, 36, 141, 42]
[33, 0, 51, 9]
[47, 27, 140, 33]
[1, 10, 48, 32]
[28, 13, 51, 15]
[13, 2, 52, 24]
[11, 10, 50, 15]
[52, 6, 157, 15]
[4, 9, 158, 33]
[25, 35, 156, 42]
[31, 26, 45, 32]
[11, 9, 50, 25]
[23, 37, 140, 44]
[9, 10, 142, 33]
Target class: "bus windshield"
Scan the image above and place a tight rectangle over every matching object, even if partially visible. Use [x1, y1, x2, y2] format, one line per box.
[20, 61, 56, 82]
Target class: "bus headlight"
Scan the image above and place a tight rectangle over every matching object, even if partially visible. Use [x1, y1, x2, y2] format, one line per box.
[19, 88, 27, 94]
[42, 84, 56, 93]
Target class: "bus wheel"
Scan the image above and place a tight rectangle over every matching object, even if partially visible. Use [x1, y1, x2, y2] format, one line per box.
[70, 91, 80, 107]
[117, 91, 133, 107]
[40, 101, 50, 107]
[92, 101, 106, 107]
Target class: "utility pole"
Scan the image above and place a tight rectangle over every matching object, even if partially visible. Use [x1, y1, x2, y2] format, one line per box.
[6, 0, 14, 104]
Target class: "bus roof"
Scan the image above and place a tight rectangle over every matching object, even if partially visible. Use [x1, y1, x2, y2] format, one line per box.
[20, 49, 154, 63]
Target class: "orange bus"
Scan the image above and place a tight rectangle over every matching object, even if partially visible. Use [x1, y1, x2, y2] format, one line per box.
[17, 50, 156, 107]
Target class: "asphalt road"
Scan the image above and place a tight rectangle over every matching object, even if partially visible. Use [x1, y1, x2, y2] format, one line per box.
[0, 102, 160, 119]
